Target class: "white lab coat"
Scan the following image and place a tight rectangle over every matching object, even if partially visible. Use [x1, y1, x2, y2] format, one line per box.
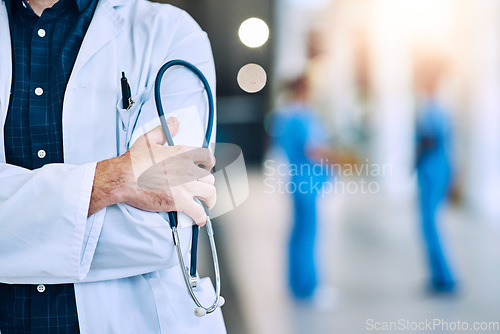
[0, 0, 225, 332]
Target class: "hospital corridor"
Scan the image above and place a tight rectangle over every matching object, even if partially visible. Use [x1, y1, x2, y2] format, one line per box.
[185, 0, 500, 333]
[209, 171, 500, 334]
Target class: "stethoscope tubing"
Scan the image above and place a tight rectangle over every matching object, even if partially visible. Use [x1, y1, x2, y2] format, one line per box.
[172, 218, 221, 314]
[155, 59, 214, 148]
[154, 59, 221, 315]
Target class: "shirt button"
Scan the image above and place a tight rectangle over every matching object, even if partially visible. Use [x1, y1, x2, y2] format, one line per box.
[35, 87, 44, 96]
[37, 284, 46, 293]
[38, 29, 46, 38]
[37, 150, 46, 159]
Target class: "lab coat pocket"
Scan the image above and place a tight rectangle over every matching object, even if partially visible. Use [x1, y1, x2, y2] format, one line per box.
[116, 92, 146, 155]
[149, 273, 226, 334]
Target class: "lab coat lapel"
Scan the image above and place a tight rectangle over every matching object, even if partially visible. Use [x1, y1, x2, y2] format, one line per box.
[62, 0, 125, 164]
[69, 0, 125, 79]
[0, 0, 12, 131]
[0, 0, 12, 162]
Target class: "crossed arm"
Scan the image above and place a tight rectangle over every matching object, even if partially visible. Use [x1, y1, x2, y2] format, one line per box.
[89, 117, 216, 226]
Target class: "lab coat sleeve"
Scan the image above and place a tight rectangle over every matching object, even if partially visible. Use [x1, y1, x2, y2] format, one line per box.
[0, 9, 216, 284]
[0, 162, 98, 284]
[80, 9, 217, 282]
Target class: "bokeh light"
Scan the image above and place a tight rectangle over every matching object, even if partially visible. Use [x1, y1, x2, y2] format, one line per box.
[238, 18, 270, 48]
[237, 63, 267, 93]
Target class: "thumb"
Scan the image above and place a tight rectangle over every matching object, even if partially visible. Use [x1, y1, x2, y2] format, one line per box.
[167, 116, 180, 137]
[144, 117, 179, 146]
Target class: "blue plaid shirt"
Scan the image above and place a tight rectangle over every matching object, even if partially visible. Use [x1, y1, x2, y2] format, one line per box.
[1, 0, 98, 332]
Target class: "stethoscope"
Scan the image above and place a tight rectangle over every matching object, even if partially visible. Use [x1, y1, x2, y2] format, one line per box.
[154, 60, 224, 317]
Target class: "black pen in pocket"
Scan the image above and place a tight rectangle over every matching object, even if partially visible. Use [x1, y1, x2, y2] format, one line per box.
[121, 72, 134, 110]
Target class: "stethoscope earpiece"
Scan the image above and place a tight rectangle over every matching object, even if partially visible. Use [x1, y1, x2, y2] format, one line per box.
[194, 296, 225, 317]
[194, 307, 207, 317]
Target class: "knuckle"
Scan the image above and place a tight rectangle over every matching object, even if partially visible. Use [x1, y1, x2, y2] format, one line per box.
[208, 195, 217, 209]
[196, 168, 210, 180]
[209, 184, 216, 197]
[206, 186, 216, 208]
[195, 210, 206, 226]
[205, 149, 213, 160]
[175, 146, 191, 154]
[172, 146, 183, 155]
[200, 148, 210, 158]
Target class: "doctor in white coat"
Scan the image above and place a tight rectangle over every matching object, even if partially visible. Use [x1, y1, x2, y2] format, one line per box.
[0, 0, 226, 331]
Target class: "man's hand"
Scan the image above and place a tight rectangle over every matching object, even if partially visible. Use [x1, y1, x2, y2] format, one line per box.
[88, 117, 216, 226]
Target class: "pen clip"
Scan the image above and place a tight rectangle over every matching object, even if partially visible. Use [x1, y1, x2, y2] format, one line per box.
[126, 97, 134, 111]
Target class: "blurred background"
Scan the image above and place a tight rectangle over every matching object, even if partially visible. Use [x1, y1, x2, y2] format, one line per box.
[165, 0, 500, 333]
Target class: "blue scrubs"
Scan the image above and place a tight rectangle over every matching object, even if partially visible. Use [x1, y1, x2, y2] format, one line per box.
[271, 105, 329, 299]
[416, 100, 456, 292]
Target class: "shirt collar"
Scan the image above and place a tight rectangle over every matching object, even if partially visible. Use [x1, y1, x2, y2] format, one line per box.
[75, 0, 92, 13]
[5, 0, 13, 16]
[5, 0, 91, 14]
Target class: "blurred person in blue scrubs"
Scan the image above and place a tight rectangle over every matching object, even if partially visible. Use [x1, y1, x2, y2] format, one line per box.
[414, 54, 457, 293]
[270, 75, 357, 302]
[271, 75, 329, 300]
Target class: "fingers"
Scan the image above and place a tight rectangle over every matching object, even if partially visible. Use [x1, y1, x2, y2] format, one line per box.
[198, 173, 215, 185]
[142, 117, 179, 146]
[166, 146, 215, 171]
[183, 199, 207, 226]
[156, 146, 214, 169]
[178, 177, 216, 226]
[143, 126, 166, 146]
[190, 148, 216, 170]
[189, 181, 216, 209]
[167, 117, 180, 137]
